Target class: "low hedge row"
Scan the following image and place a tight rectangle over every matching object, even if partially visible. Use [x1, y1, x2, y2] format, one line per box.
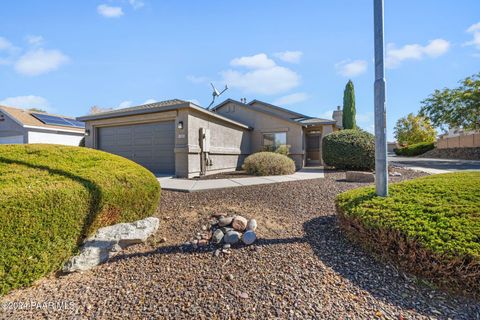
[243, 152, 295, 176]
[336, 172, 480, 296]
[322, 129, 375, 171]
[0, 144, 160, 296]
[394, 142, 435, 156]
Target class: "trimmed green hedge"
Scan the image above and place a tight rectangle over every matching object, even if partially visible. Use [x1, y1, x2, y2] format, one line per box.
[394, 141, 435, 156]
[322, 129, 375, 171]
[243, 152, 295, 176]
[0, 144, 160, 296]
[336, 172, 480, 296]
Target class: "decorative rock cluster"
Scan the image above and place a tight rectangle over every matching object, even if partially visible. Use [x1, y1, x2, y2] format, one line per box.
[184, 213, 257, 256]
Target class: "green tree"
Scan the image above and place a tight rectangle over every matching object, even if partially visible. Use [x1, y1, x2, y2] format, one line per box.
[394, 113, 437, 145]
[420, 72, 480, 132]
[342, 80, 356, 129]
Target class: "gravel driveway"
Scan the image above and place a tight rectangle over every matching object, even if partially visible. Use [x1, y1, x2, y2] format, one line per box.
[1, 169, 479, 319]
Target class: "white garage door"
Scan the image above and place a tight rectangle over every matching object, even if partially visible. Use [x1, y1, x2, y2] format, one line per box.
[0, 135, 24, 144]
[97, 121, 175, 174]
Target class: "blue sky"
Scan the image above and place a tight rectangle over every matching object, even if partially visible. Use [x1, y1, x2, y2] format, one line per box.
[1, 1, 479, 140]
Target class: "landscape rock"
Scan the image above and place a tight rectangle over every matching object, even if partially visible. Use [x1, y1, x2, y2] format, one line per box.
[220, 226, 234, 234]
[218, 216, 234, 227]
[232, 216, 248, 231]
[345, 171, 375, 183]
[223, 231, 241, 244]
[242, 230, 257, 245]
[247, 219, 257, 231]
[211, 212, 227, 218]
[212, 229, 224, 244]
[63, 217, 159, 273]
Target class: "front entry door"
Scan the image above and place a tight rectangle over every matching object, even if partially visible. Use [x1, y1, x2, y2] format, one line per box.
[306, 133, 322, 165]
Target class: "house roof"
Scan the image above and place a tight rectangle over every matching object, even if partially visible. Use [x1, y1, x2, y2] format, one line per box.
[0, 105, 85, 133]
[248, 99, 308, 118]
[211, 99, 336, 126]
[77, 99, 251, 130]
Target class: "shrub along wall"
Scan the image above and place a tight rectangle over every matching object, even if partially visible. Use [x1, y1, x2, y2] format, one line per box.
[394, 141, 434, 156]
[322, 129, 375, 171]
[336, 172, 480, 296]
[0, 144, 160, 296]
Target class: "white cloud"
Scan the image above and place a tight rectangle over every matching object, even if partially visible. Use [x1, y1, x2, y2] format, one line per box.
[186, 75, 209, 84]
[464, 22, 480, 50]
[26, 35, 44, 47]
[335, 59, 367, 77]
[230, 53, 276, 69]
[97, 4, 124, 18]
[0, 95, 52, 112]
[386, 39, 450, 68]
[273, 92, 308, 105]
[274, 51, 303, 63]
[221, 66, 300, 95]
[221, 53, 300, 95]
[319, 109, 334, 120]
[0, 36, 19, 65]
[118, 100, 132, 109]
[0, 37, 15, 52]
[14, 49, 69, 76]
[129, 0, 144, 9]
[143, 98, 157, 104]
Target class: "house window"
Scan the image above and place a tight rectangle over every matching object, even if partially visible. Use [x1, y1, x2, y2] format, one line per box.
[263, 132, 287, 148]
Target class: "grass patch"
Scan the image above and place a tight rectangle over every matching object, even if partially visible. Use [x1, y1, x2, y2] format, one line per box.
[336, 172, 480, 296]
[0, 144, 160, 296]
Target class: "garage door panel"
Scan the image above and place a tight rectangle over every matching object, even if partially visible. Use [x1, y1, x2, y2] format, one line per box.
[98, 121, 175, 174]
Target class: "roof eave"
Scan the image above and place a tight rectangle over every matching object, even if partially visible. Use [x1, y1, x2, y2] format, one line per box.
[76, 102, 190, 121]
[77, 101, 251, 130]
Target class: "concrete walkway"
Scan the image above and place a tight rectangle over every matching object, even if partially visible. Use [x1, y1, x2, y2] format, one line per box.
[157, 167, 325, 192]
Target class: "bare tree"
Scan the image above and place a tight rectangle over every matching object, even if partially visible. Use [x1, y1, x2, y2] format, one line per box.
[88, 105, 113, 114]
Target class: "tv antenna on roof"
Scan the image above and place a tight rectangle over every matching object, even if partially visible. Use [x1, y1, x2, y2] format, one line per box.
[207, 83, 228, 110]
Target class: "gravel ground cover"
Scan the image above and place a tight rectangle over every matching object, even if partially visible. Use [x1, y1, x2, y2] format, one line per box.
[1, 168, 479, 319]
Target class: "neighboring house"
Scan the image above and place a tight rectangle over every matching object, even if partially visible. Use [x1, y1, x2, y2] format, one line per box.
[0, 105, 85, 145]
[78, 99, 341, 178]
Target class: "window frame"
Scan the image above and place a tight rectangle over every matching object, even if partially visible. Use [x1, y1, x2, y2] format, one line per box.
[262, 132, 287, 148]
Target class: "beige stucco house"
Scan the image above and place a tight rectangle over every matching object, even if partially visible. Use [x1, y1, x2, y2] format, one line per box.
[77, 98, 341, 178]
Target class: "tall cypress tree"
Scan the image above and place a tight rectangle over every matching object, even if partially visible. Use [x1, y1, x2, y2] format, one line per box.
[342, 80, 356, 129]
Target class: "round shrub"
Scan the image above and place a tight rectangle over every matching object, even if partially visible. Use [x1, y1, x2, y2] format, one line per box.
[243, 152, 295, 176]
[322, 129, 375, 171]
[0, 144, 160, 296]
[336, 172, 480, 296]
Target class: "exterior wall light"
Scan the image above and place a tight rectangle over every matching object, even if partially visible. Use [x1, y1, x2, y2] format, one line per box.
[177, 121, 184, 129]
[85, 129, 90, 136]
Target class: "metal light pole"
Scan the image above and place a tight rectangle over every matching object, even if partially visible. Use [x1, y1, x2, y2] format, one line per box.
[374, 0, 388, 196]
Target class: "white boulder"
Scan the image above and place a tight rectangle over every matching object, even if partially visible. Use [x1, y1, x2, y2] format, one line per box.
[63, 217, 159, 273]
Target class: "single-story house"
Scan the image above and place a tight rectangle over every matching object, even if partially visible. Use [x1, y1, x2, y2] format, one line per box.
[77, 99, 342, 178]
[0, 105, 85, 145]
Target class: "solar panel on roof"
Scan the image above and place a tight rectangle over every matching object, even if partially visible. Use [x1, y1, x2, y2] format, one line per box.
[64, 119, 85, 128]
[31, 113, 85, 129]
